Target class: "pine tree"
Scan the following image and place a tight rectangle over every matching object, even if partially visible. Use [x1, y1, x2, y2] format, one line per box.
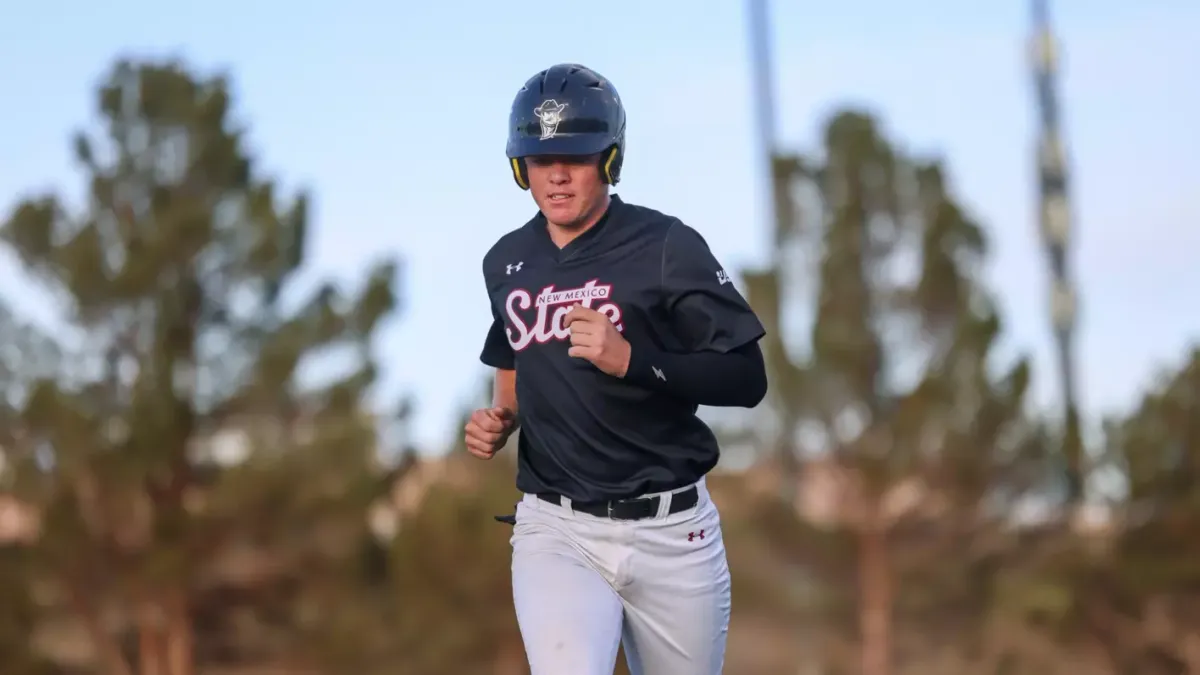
[744, 110, 1043, 675]
[1076, 348, 1200, 672]
[0, 58, 400, 675]
[0, 303, 61, 675]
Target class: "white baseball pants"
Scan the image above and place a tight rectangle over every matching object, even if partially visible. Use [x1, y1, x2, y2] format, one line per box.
[509, 479, 731, 674]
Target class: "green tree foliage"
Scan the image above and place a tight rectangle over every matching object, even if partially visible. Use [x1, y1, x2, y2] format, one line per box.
[743, 110, 1046, 675]
[964, 348, 1200, 675]
[0, 58, 400, 675]
[383, 455, 524, 674]
[0, 303, 67, 675]
[1057, 348, 1200, 672]
[1113, 348, 1200, 517]
[0, 550, 57, 675]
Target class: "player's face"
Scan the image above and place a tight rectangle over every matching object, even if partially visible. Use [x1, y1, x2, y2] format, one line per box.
[526, 154, 609, 230]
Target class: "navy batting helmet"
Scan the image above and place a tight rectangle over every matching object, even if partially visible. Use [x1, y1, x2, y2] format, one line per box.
[505, 64, 626, 190]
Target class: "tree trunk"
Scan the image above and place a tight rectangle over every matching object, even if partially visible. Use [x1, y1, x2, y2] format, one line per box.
[138, 601, 167, 675]
[858, 502, 892, 675]
[165, 588, 195, 675]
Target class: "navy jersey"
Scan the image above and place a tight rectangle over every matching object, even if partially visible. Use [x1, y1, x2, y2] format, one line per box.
[478, 195, 765, 502]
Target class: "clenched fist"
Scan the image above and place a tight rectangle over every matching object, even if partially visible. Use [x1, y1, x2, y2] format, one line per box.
[563, 304, 630, 378]
[464, 407, 517, 460]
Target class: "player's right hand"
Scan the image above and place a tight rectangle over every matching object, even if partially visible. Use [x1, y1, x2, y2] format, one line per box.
[464, 407, 516, 460]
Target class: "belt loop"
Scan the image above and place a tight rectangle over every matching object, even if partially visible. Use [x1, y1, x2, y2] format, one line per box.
[561, 495, 573, 516]
[655, 490, 672, 518]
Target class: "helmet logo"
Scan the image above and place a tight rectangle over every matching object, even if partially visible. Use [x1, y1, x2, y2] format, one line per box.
[534, 100, 568, 140]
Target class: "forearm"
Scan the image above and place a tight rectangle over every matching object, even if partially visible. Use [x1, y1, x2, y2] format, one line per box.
[623, 342, 767, 408]
[493, 368, 519, 422]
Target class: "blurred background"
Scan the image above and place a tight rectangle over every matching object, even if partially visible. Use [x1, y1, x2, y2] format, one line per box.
[1, 1, 1198, 673]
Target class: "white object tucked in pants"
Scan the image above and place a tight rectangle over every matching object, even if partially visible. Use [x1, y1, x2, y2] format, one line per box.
[510, 479, 731, 675]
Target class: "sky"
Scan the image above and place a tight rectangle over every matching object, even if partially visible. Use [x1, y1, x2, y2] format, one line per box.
[0, 1, 1197, 454]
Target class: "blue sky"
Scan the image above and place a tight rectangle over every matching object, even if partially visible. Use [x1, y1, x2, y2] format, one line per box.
[1, 1, 1197, 453]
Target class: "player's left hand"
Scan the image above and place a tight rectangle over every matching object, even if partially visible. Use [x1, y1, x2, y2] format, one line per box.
[564, 304, 630, 378]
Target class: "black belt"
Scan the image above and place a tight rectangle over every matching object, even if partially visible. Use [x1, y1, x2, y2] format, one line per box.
[537, 485, 698, 521]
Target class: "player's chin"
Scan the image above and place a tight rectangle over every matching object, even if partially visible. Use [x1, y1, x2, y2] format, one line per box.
[541, 196, 582, 222]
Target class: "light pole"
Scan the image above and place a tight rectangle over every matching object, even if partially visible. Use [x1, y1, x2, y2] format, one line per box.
[744, 0, 800, 495]
[747, 0, 780, 265]
[1030, 0, 1085, 505]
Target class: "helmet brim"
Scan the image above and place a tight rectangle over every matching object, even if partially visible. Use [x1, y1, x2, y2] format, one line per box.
[506, 134, 614, 160]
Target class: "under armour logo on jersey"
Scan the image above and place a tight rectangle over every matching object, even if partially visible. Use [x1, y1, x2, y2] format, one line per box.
[652, 366, 666, 381]
[506, 262, 524, 275]
[688, 530, 705, 542]
[716, 270, 731, 285]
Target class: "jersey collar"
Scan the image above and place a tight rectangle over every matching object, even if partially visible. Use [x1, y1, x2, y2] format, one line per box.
[532, 194, 623, 262]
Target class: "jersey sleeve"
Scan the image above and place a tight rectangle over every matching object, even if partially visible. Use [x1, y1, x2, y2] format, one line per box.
[479, 264, 516, 370]
[660, 223, 766, 353]
[480, 307, 516, 370]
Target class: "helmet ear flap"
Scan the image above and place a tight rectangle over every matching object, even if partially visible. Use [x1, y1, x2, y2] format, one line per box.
[510, 157, 530, 190]
[601, 145, 624, 185]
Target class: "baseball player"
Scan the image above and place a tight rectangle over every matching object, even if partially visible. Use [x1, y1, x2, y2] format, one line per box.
[463, 63, 768, 675]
